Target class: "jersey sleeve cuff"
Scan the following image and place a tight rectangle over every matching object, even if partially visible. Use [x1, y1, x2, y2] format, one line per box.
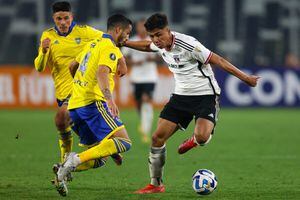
[204, 52, 212, 64]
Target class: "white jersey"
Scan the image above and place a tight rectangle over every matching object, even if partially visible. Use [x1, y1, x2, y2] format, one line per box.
[150, 31, 221, 96]
[123, 35, 158, 83]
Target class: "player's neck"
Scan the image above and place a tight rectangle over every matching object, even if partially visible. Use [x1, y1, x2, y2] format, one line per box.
[165, 34, 175, 51]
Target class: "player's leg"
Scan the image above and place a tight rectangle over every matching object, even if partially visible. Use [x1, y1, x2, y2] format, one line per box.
[134, 118, 178, 194]
[140, 83, 155, 143]
[178, 119, 214, 154]
[56, 101, 131, 181]
[55, 103, 73, 162]
[178, 95, 220, 154]
[135, 94, 193, 194]
[77, 127, 131, 164]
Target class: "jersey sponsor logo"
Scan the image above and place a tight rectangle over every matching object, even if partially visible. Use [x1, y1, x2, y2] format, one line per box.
[110, 53, 116, 61]
[75, 37, 81, 44]
[168, 63, 183, 69]
[73, 79, 88, 87]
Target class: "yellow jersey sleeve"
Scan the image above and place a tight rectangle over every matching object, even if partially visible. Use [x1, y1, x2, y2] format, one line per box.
[34, 31, 51, 72]
[98, 46, 122, 73]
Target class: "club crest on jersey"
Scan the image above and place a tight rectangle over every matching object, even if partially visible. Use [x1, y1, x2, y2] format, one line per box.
[75, 38, 81, 44]
[173, 55, 180, 63]
[110, 53, 116, 61]
[194, 46, 202, 52]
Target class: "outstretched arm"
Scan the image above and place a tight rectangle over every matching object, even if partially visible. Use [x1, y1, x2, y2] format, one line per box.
[123, 40, 155, 52]
[209, 53, 259, 87]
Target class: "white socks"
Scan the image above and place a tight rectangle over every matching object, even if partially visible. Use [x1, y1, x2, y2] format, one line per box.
[149, 145, 166, 186]
[141, 102, 153, 135]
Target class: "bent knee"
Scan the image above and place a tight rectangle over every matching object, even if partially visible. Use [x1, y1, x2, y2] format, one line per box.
[152, 134, 166, 147]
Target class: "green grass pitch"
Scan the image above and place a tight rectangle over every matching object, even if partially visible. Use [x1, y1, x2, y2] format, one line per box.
[0, 108, 299, 199]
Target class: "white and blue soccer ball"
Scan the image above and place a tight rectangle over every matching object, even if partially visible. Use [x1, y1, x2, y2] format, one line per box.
[192, 169, 218, 195]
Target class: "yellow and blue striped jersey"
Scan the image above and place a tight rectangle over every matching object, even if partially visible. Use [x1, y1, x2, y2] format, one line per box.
[34, 23, 103, 100]
[68, 34, 123, 110]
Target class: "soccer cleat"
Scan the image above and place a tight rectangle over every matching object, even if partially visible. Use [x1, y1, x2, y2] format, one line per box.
[52, 164, 68, 196]
[178, 137, 198, 154]
[57, 152, 78, 181]
[55, 180, 68, 197]
[51, 163, 73, 184]
[111, 153, 123, 166]
[134, 184, 165, 194]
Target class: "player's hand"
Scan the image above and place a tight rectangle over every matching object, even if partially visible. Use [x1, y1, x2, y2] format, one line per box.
[244, 75, 260, 87]
[41, 38, 51, 54]
[117, 57, 127, 77]
[106, 99, 119, 118]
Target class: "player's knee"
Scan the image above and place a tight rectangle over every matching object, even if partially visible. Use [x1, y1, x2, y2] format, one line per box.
[152, 133, 165, 147]
[55, 110, 69, 131]
[59, 129, 72, 140]
[141, 93, 151, 102]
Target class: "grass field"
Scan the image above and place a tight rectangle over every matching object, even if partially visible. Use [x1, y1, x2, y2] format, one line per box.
[0, 108, 299, 200]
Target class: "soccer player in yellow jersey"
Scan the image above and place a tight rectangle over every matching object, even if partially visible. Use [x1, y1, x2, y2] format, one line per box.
[53, 14, 133, 196]
[34, 2, 103, 163]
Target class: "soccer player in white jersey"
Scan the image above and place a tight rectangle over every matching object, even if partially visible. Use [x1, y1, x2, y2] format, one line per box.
[123, 19, 159, 143]
[123, 13, 260, 194]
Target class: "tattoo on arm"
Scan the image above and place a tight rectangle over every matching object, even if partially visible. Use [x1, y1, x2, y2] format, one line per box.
[102, 88, 112, 100]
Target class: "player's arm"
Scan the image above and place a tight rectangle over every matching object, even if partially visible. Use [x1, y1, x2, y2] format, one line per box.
[208, 53, 259, 87]
[97, 66, 119, 117]
[117, 56, 127, 77]
[69, 60, 79, 78]
[34, 36, 51, 72]
[123, 40, 155, 52]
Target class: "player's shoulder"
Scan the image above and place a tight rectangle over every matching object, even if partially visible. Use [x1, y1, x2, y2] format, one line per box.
[101, 34, 117, 47]
[174, 31, 199, 47]
[41, 27, 56, 38]
[43, 27, 55, 35]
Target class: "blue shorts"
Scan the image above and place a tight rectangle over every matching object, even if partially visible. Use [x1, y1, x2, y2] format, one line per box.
[69, 101, 124, 146]
[56, 95, 71, 107]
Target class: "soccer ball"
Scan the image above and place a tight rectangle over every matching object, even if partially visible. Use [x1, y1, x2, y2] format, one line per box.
[192, 169, 218, 195]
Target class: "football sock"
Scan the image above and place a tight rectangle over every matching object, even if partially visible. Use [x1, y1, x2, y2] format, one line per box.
[78, 137, 131, 163]
[198, 134, 212, 146]
[75, 158, 106, 172]
[149, 145, 166, 186]
[141, 102, 153, 135]
[58, 127, 73, 162]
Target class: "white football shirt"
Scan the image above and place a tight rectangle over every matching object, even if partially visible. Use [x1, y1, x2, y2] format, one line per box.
[150, 31, 221, 96]
[123, 35, 158, 83]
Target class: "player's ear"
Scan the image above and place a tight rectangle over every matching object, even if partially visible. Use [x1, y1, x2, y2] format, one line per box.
[69, 12, 74, 21]
[115, 26, 121, 34]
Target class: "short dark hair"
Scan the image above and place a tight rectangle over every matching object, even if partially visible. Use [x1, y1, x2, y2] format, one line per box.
[52, 1, 71, 13]
[144, 13, 168, 32]
[107, 14, 132, 30]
